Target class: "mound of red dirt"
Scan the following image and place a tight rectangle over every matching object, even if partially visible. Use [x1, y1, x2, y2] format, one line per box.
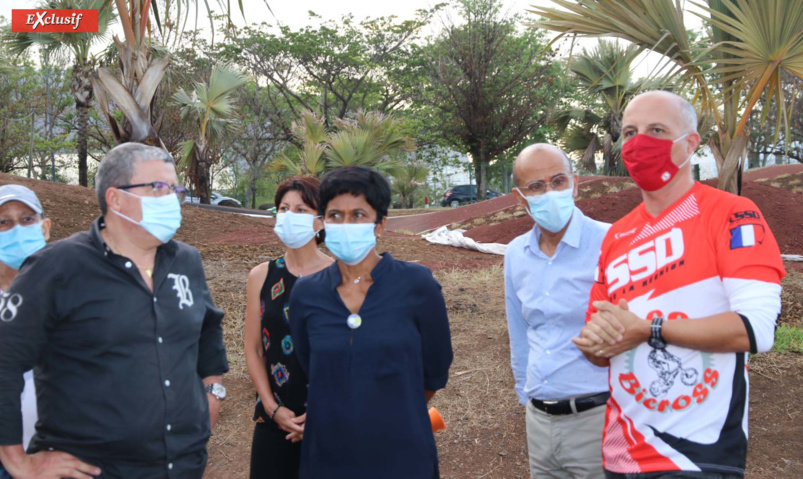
[387, 176, 632, 234]
[387, 194, 517, 234]
[743, 164, 803, 181]
[0, 173, 275, 245]
[466, 181, 803, 255]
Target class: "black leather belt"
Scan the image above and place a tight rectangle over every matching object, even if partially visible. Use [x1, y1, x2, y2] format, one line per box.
[531, 392, 610, 415]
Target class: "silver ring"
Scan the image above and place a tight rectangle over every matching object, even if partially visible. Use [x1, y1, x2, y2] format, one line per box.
[598, 350, 604, 355]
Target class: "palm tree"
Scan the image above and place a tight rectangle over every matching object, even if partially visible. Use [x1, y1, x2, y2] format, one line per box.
[531, 0, 803, 194]
[391, 162, 431, 208]
[270, 110, 414, 177]
[552, 40, 646, 175]
[92, 0, 246, 151]
[326, 111, 413, 175]
[173, 63, 249, 204]
[2, 0, 115, 186]
[269, 111, 331, 177]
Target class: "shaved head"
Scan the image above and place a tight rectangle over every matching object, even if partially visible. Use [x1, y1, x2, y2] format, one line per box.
[625, 91, 698, 134]
[513, 144, 572, 187]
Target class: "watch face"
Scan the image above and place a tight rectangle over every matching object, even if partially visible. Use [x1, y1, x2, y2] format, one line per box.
[210, 383, 226, 399]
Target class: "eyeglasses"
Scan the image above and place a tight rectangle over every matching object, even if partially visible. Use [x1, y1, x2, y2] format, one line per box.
[519, 175, 572, 196]
[0, 215, 42, 232]
[116, 182, 188, 202]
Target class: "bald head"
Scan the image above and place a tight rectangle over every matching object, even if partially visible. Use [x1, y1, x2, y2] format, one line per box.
[625, 91, 697, 134]
[513, 144, 572, 188]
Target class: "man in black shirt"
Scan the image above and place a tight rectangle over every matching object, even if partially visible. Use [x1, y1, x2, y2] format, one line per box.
[0, 143, 229, 478]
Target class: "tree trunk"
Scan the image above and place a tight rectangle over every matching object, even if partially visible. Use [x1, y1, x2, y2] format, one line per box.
[250, 181, 257, 209]
[76, 104, 89, 187]
[473, 149, 488, 201]
[581, 135, 599, 174]
[72, 62, 94, 187]
[477, 161, 488, 201]
[195, 149, 211, 204]
[713, 131, 748, 195]
[603, 133, 616, 175]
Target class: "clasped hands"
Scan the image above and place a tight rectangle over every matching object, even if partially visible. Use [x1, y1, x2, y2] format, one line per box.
[572, 299, 650, 360]
[273, 407, 306, 443]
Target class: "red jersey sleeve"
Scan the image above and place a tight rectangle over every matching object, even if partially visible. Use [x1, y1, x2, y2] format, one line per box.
[714, 196, 785, 285]
[585, 247, 610, 323]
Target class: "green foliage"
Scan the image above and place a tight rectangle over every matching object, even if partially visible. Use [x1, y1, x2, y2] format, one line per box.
[532, 0, 803, 193]
[550, 40, 646, 175]
[413, 0, 565, 200]
[391, 162, 431, 208]
[748, 72, 803, 166]
[173, 63, 249, 203]
[174, 63, 250, 145]
[221, 10, 437, 138]
[0, 29, 74, 180]
[270, 110, 413, 177]
[772, 325, 803, 354]
[2, 0, 116, 186]
[1, 0, 115, 65]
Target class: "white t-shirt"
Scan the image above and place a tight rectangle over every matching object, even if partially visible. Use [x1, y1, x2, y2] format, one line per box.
[21, 370, 36, 449]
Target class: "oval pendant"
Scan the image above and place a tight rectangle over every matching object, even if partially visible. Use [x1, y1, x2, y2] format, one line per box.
[347, 313, 362, 330]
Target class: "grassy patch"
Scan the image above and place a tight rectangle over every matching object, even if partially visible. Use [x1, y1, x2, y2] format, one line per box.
[773, 324, 803, 354]
[755, 172, 803, 194]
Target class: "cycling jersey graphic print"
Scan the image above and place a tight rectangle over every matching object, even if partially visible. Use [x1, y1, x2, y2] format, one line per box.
[587, 182, 784, 475]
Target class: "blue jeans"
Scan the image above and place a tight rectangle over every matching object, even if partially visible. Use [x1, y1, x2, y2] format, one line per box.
[605, 472, 742, 479]
[0, 461, 12, 479]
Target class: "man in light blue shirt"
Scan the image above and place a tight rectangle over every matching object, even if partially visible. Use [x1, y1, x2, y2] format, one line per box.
[505, 144, 610, 479]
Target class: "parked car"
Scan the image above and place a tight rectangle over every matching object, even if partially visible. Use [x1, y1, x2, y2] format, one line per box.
[183, 191, 243, 207]
[440, 185, 501, 207]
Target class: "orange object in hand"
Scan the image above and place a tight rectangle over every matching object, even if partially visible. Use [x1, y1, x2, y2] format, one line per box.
[429, 407, 446, 432]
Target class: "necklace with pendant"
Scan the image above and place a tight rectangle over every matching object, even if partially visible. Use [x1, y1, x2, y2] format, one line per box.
[105, 232, 154, 278]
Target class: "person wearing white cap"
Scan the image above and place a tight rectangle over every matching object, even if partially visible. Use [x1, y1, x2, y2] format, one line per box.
[0, 184, 51, 479]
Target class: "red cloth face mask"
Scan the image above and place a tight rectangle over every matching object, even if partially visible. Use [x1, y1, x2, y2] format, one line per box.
[622, 133, 691, 191]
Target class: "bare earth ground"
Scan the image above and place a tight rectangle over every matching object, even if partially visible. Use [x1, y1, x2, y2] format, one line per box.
[203, 252, 803, 479]
[0, 173, 799, 478]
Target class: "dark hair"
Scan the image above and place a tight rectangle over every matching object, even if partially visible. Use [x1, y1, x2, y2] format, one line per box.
[319, 166, 391, 223]
[274, 176, 324, 244]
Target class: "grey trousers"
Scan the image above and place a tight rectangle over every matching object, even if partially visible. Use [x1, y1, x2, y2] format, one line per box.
[526, 399, 606, 479]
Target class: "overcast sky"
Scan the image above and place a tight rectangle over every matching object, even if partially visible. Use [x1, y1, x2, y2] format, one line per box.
[1, 0, 704, 75]
[1, 0, 711, 87]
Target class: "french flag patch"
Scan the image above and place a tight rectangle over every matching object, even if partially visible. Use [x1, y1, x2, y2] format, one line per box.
[730, 224, 764, 249]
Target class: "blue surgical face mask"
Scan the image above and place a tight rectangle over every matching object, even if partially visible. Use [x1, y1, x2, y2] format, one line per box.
[0, 223, 47, 270]
[112, 190, 183, 243]
[275, 212, 318, 249]
[516, 187, 575, 233]
[324, 222, 377, 265]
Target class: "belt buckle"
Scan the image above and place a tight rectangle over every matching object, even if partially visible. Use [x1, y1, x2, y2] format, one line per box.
[542, 400, 558, 415]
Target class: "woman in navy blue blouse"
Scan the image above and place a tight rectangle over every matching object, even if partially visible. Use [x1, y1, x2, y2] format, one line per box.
[289, 166, 453, 479]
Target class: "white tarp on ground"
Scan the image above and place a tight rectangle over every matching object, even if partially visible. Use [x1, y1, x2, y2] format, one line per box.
[422, 228, 802, 261]
[422, 226, 507, 256]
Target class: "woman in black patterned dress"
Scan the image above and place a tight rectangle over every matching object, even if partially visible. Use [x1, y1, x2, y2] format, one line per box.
[244, 177, 333, 478]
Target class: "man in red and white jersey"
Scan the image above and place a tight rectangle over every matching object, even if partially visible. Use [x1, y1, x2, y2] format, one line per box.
[574, 91, 785, 479]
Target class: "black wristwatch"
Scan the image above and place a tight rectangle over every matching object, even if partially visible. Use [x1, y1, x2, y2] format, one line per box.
[648, 316, 667, 349]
